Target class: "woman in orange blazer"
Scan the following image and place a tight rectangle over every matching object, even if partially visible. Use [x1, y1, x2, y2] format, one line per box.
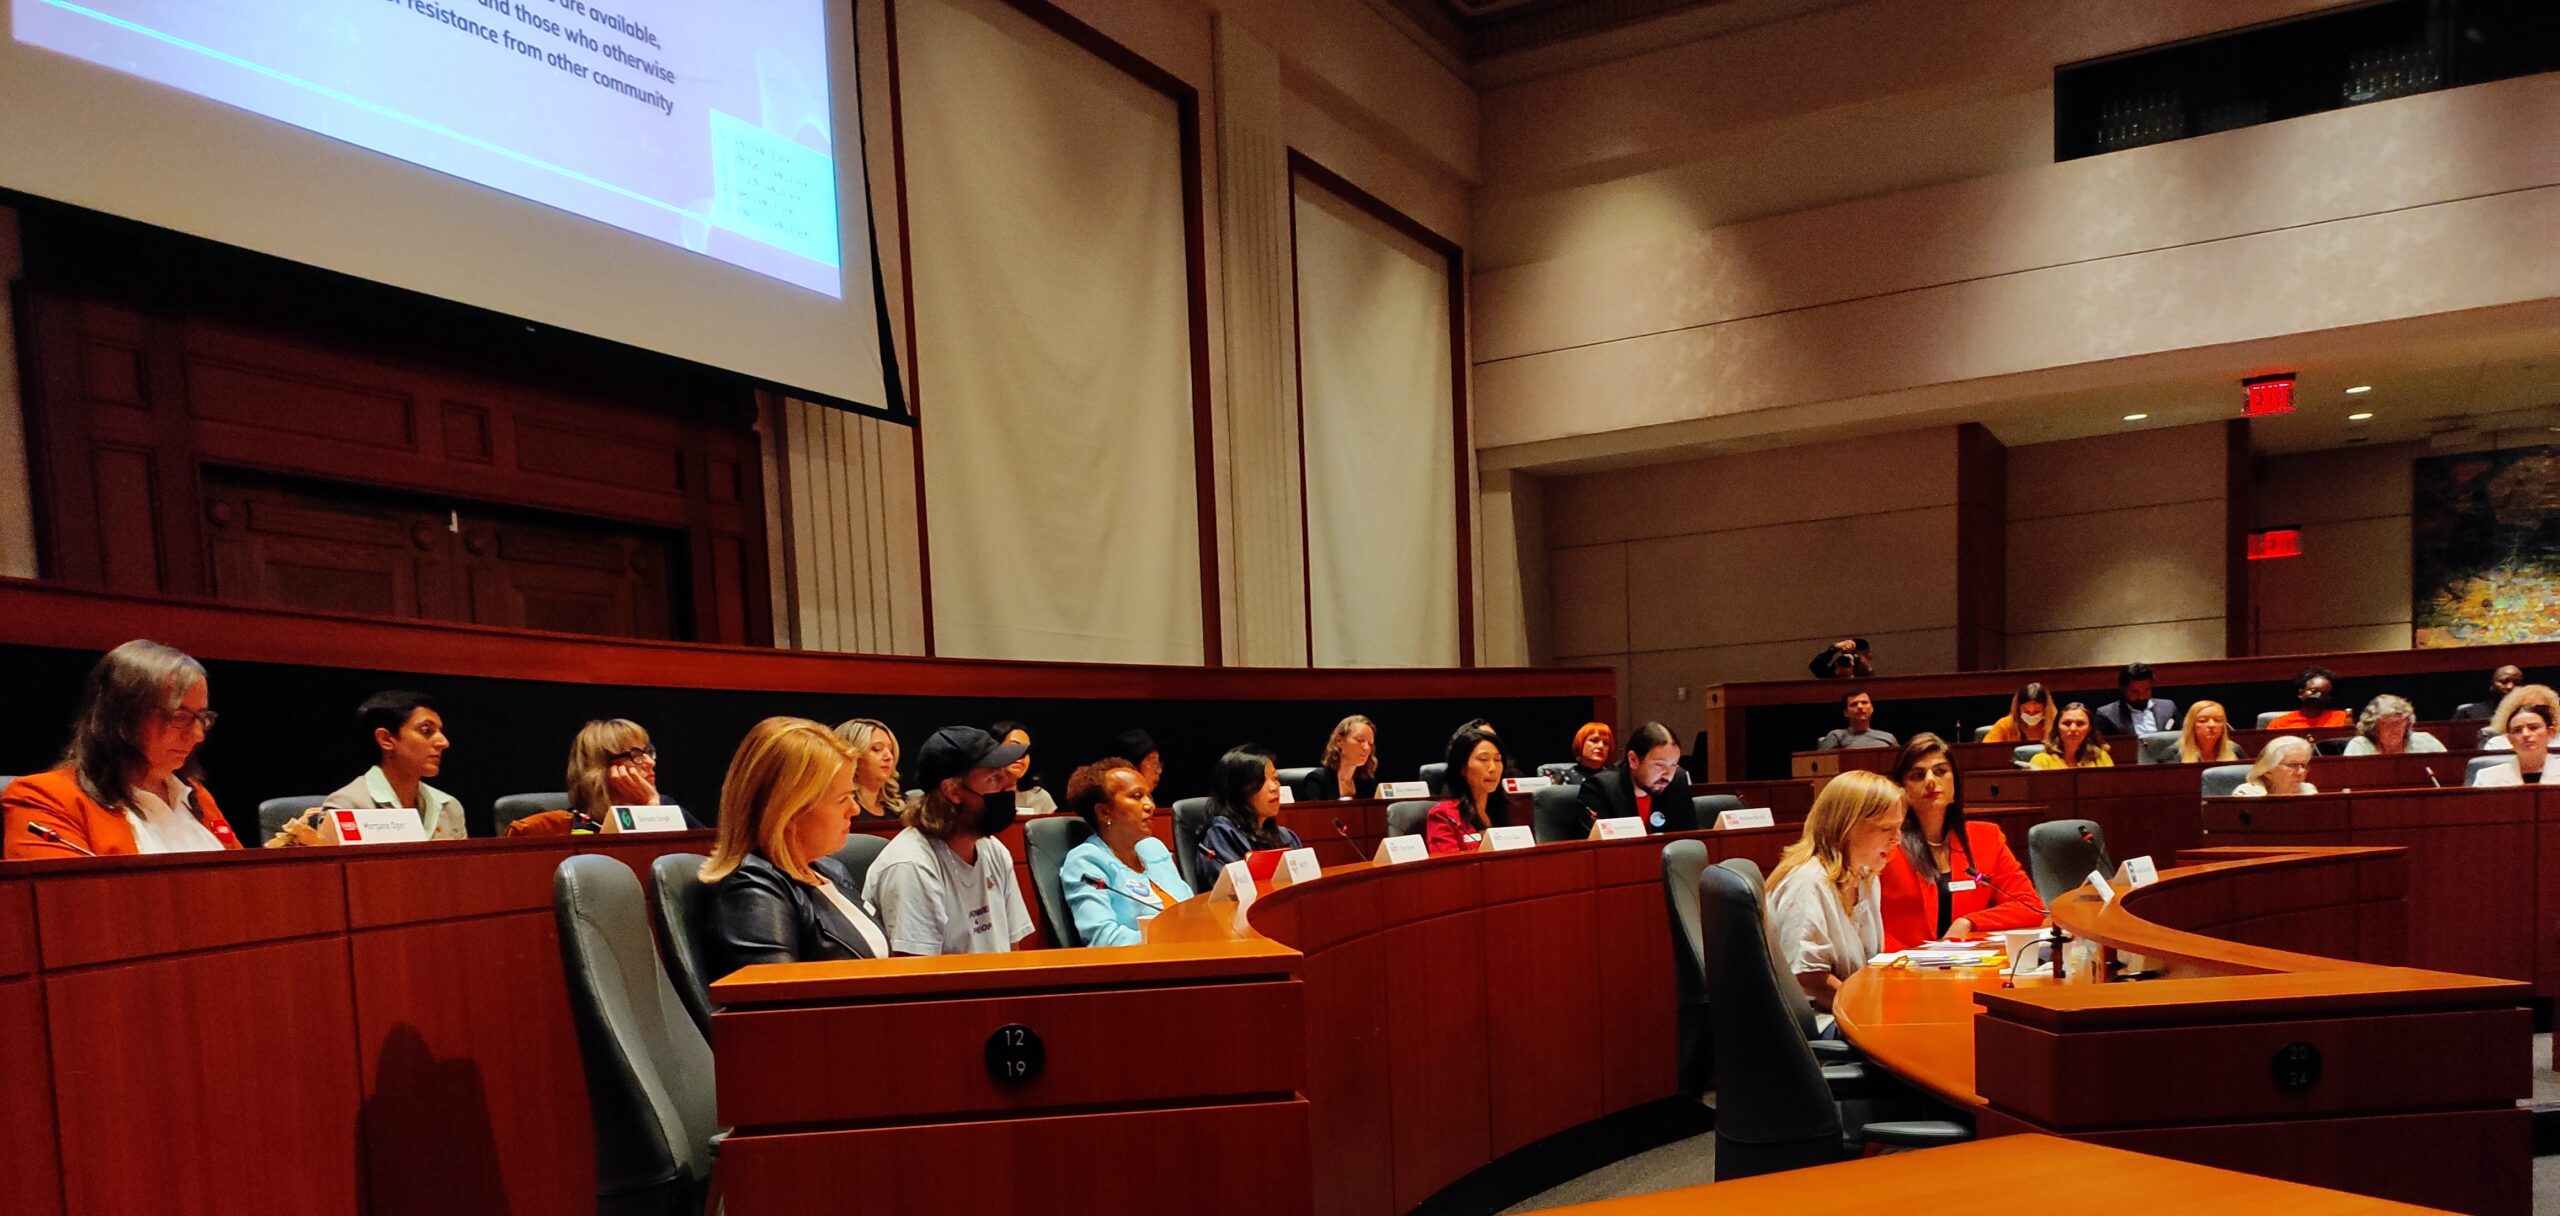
[1875, 733, 2043, 948]
[3, 640, 241, 859]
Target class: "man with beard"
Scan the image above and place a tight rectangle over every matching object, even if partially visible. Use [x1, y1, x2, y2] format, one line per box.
[1577, 721, 1698, 834]
[863, 725, 1036, 955]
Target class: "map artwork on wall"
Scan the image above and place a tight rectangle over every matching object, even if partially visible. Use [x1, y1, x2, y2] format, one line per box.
[2413, 444, 2560, 647]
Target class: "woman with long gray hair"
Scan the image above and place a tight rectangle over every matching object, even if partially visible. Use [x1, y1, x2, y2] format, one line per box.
[4, 639, 242, 859]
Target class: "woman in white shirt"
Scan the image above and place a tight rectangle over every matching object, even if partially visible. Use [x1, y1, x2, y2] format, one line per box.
[3, 639, 242, 859]
[700, 717, 892, 973]
[2341, 694, 2444, 756]
[2473, 704, 2553, 787]
[1761, 770, 1906, 1029]
[2482, 685, 2559, 752]
[2234, 735, 2317, 797]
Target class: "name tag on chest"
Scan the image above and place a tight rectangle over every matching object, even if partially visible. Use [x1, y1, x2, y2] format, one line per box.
[1947, 879, 1978, 893]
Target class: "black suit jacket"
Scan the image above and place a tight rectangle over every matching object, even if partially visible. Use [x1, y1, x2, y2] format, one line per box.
[2453, 700, 2496, 722]
[1294, 767, 1377, 802]
[1577, 765, 1698, 834]
[708, 853, 883, 975]
[2093, 697, 2179, 737]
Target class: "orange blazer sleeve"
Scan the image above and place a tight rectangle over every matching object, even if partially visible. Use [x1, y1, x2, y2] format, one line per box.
[2, 770, 240, 860]
[1957, 821, 2045, 934]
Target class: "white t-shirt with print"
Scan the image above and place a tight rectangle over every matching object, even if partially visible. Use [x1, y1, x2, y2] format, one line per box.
[862, 826, 1034, 956]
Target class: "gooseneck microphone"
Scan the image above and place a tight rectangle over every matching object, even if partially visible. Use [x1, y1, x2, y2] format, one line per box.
[24, 822, 99, 857]
[1332, 817, 1361, 859]
[1083, 874, 1163, 911]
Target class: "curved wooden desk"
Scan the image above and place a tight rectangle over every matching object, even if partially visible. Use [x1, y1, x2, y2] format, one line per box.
[1835, 845, 2530, 1216]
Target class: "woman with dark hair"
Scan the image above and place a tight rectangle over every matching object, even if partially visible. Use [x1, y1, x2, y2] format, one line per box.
[1980, 682, 2053, 745]
[2027, 703, 2113, 769]
[1110, 727, 1163, 794]
[1424, 725, 1513, 856]
[5, 639, 242, 858]
[988, 720, 1058, 815]
[1874, 734, 2043, 948]
[1297, 715, 1379, 801]
[1193, 746, 1300, 888]
[1058, 757, 1193, 945]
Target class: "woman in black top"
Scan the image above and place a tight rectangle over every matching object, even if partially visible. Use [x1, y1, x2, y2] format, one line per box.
[700, 717, 891, 974]
[1194, 746, 1302, 888]
[1296, 714, 1380, 801]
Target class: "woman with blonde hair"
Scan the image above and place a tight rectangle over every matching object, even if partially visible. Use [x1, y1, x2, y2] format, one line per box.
[832, 718, 906, 818]
[1297, 714, 1380, 801]
[503, 718, 663, 836]
[1762, 770, 1906, 1029]
[701, 717, 889, 972]
[2485, 685, 2560, 751]
[2178, 700, 2245, 764]
[2027, 703, 2113, 769]
[2342, 695, 2444, 756]
[2234, 735, 2318, 797]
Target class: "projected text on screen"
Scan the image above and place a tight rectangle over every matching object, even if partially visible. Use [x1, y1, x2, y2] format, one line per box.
[16, 0, 846, 298]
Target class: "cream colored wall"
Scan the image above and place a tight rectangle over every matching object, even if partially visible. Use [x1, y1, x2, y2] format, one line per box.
[0, 205, 31, 580]
[1542, 428, 1965, 730]
[2251, 442, 2419, 656]
[2004, 424, 2229, 667]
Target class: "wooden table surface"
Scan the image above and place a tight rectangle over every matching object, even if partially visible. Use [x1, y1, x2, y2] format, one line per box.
[1533, 1133, 2450, 1214]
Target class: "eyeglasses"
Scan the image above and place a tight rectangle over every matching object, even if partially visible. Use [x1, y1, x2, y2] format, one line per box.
[611, 745, 658, 763]
[161, 708, 219, 731]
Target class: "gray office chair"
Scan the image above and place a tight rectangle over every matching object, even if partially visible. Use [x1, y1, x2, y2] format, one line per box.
[1385, 800, 1434, 838]
[2026, 820, 2111, 905]
[1274, 766, 1318, 790]
[1172, 797, 1214, 889]
[497, 791, 572, 831]
[1419, 762, 1449, 795]
[1661, 840, 1714, 1098]
[1712, 859, 1855, 1068]
[647, 853, 717, 1038]
[1025, 816, 1094, 948]
[0, 775, 13, 798]
[2137, 731, 2183, 765]
[1695, 863, 1967, 1179]
[2011, 744, 2043, 768]
[1537, 762, 1578, 783]
[551, 856, 717, 1216]
[1531, 784, 1588, 843]
[258, 795, 328, 840]
[2256, 710, 2285, 728]
[1970, 725, 1993, 742]
[1692, 793, 1745, 823]
[2313, 736, 2351, 756]
[2466, 755, 2508, 786]
[829, 833, 890, 895]
[2200, 764, 2252, 797]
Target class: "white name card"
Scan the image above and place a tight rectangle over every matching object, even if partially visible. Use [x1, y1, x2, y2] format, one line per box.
[1211, 859, 1257, 909]
[1377, 781, 1431, 800]
[1273, 847, 1322, 887]
[1484, 825, 1536, 851]
[2119, 855, 2159, 887]
[1277, 786, 1297, 804]
[1714, 807, 1776, 830]
[2086, 869, 2115, 905]
[611, 805, 688, 833]
[1588, 816, 1645, 841]
[1500, 775, 1552, 794]
[1374, 835, 1429, 865]
[329, 806, 428, 846]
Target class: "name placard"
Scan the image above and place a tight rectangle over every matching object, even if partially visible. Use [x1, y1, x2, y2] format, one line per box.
[1211, 859, 1257, 909]
[2086, 869, 2116, 905]
[1272, 846, 1322, 887]
[1484, 825, 1536, 851]
[1500, 775, 1552, 794]
[2120, 855, 2159, 887]
[611, 805, 688, 833]
[1377, 781, 1431, 800]
[1714, 807, 1776, 830]
[1588, 816, 1645, 841]
[1374, 835, 1429, 865]
[1277, 786, 1297, 804]
[330, 806, 428, 846]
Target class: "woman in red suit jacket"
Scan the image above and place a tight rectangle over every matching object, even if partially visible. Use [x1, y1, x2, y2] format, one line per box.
[1424, 724, 1514, 855]
[1876, 733, 2043, 948]
[4, 640, 242, 859]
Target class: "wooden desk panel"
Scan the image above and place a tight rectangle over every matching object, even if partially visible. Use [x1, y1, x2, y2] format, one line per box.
[345, 842, 565, 928]
[0, 979, 61, 1216]
[1482, 891, 1603, 1156]
[1594, 882, 1678, 1113]
[1299, 937, 1394, 1216]
[2075, 1109, 2526, 1216]
[1382, 909, 1491, 1211]
[0, 882, 32, 978]
[35, 858, 346, 968]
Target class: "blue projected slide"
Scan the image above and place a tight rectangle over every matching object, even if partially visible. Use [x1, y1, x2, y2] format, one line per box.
[15, 0, 846, 297]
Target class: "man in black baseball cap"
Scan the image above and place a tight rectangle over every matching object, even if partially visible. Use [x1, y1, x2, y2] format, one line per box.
[861, 726, 1037, 955]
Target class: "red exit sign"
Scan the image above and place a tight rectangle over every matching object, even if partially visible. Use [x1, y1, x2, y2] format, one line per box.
[2248, 528, 2302, 560]
[2242, 373, 2296, 417]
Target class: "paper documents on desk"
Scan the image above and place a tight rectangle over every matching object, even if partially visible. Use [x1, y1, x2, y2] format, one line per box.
[1869, 947, 2002, 968]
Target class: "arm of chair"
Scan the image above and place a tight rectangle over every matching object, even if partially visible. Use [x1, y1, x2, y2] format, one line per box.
[1818, 1061, 1874, 1098]
[1807, 1038, 1858, 1060]
[1856, 1120, 1973, 1148]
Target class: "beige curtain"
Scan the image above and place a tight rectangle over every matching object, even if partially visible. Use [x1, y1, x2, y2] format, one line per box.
[1293, 181, 1461, 666]
[900, 0, 1204, 663]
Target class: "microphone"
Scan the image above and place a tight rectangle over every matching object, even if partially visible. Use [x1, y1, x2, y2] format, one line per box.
[2426, 767, 2442, 789]
[1332, 817, 1361, 860]
[1083, 874, 1162, 911]
[24, 823, 98, 857]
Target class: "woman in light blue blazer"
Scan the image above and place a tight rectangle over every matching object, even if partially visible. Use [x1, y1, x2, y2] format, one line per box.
[1059, 756, 1195, 947]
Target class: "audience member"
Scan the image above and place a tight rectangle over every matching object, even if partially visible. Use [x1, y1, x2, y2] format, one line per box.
[700, 717, 889, 971]
[2341, 695, 2443, 755]
[298, 691, 464, 843]
[507, 718, 660, 836]
[2485, 685, 2560, 751]
[1561, 722, 1615, 785]
[2178, 700, 2245, 764]
[4, 640, 241, 859]
[1816, 689, 1898, 751]
[2093, 663, 2177, 737]
[2028, 704, 2112, 769]
[1425, 724, 1512, 855]
[988, 721, 1058, 816]
[832, 718, 905, 818]
[1981, 682, 2054, 744]
[2454, 665, 2524, 722]
[2234, 736, 2317, 796]
[1111, 728, 1164, 793]
[1058, 757, 1193, 945]
[1876, 734, 2044, 948]
[2265, 666, 2349, 730]
[2473, 704, 2553, 787]
[1298, 715, 1379, 801]
[1193, 746, 1302, 888]
[1577, 721, 1696, 834]
[1808, 637, 1873, 680]
[863, 726, 1036, 956]
[1761, 770, 1904, 1027]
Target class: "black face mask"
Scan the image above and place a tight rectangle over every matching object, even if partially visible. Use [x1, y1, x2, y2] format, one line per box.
[2300, 692, 2331, 711]
[973, 789, 1019, 837]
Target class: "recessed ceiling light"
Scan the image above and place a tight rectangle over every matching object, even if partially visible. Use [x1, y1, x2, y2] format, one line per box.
[2345, 385, 2372, 394]
[2123, 413, 2148, 422]
[2348, 412, 2374, 421]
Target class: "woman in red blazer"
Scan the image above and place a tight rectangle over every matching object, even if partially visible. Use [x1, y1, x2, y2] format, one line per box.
[4, 640, 242, 859]
[1876, 733, 2042, 948]
[1424, 724, 1513, 855]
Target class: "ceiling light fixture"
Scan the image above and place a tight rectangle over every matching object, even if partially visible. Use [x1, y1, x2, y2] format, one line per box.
[2345, 385, 2372, 394]
[2123, 412, 2149, 422]
[2348, 412, 2374, 421]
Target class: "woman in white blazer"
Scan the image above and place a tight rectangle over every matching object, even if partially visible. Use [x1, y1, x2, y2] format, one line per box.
[2473, 704, 2553, 787]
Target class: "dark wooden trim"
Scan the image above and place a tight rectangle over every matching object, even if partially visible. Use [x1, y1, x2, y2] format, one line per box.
[1286, 166, 1317, 666]
[0, 577, 1613, 702]
[1176, 87, 1225, 665]
[2226, 417, 2254, 658]
[881, 0, 935, 656]
[1283, 151, 1476, 666]
[1953, 422, 2008, 670]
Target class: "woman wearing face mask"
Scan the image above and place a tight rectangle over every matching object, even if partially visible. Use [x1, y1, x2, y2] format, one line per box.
[2265, 666, 2350, 730]
[988, 720, 1058, 816]
[1981, 683, 2055, 744]
[1058, 757, 1194, 945]
[861, 725, 1038, 956]
[1874, 734, 2044, 949]
[2233, 736, 2317, 796]
[1562, 722, 1614, 785]
[701, 717, 891, 972]
[1761, 770, 1905, 1031]
[1193, 746, 1301, 889]
[2472, 705, 2553, 786]
[833, 718, 906, 818]
[1425, 724, 1514, 855]
[1298, 715, 1380, 801]
[2027, 703, 2113, 769]
[2178, 700, 2245, 764]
